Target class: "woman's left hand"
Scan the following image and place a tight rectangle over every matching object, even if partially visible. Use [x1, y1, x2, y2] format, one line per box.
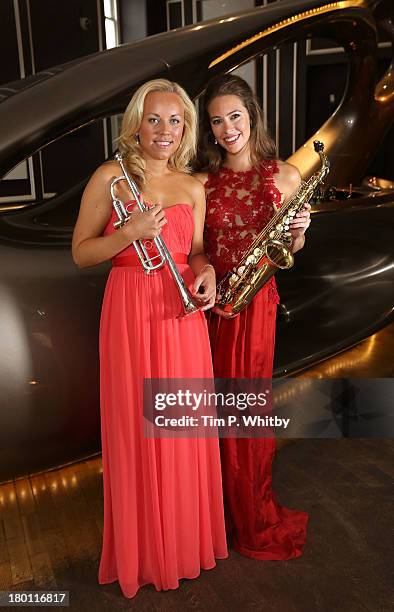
[191, 265, 216, 311]
[289, 203, 312, 239]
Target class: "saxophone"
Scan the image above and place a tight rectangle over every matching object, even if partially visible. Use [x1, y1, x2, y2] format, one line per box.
[216, 141, 330, 315]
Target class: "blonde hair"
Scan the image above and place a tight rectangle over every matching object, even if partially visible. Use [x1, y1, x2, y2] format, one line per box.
[118, 79, 197, 188]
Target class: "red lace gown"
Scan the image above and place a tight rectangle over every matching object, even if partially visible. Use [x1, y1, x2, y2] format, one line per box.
[204, 160, 308, 560]
[99, 203, 227, 598]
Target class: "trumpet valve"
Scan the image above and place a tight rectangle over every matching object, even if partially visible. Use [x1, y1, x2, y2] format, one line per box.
[113, 216, 129, 229]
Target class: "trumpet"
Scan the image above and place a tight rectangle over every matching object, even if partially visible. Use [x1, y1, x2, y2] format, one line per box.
[110, 152, 199, 316]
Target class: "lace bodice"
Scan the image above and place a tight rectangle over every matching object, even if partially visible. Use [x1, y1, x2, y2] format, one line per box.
[204, 160, 282, 303]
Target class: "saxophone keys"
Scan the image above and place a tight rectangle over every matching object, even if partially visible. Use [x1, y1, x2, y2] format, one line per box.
[269, 231, 275, 238]
[245, 255, 256, 265]
[276, 224, 283, 231]
[253, 247, 262, 257]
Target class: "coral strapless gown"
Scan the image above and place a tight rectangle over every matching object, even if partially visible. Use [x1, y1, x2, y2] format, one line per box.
[99, 203, 227, 598]
[204, 162, 308, 560]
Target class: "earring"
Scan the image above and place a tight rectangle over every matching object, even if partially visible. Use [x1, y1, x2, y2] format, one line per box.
[214, 138, 217, 145]
[135, 133, 140, 143]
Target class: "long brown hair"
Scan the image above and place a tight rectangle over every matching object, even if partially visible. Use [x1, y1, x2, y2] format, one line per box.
[195, 73, 276, 173]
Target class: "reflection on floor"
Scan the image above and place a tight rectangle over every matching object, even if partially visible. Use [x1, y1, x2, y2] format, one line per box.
[0, 441, 393, 611]
[275, 322, 394, 450]
[295, 320, 394, 379]
[0, 324, 393, 610]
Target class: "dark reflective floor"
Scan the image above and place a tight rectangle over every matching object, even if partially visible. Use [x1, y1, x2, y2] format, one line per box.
[1, 441, 392, 611]
[1, 325, 393, 610]
[295, 321, 394, 379]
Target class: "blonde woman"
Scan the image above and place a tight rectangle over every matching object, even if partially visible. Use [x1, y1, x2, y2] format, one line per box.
[72, 79, 227, 598]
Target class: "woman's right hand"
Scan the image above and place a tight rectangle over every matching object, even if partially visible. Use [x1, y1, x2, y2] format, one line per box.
[212, 304, 239, 319]
[122, 204, 167, 241]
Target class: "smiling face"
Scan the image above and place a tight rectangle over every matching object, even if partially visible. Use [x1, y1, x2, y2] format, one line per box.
[207, 94, 251, 157]
[137, 91, 185, 161]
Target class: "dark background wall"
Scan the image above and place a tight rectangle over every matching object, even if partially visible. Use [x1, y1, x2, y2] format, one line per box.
[0, 0, 107, 204]
[119, 0, 147, 42]
[0, 0, 393, 207]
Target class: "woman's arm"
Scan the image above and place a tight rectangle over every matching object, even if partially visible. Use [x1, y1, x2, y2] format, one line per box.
[72, 163, 166, 268]
[187, 177, 216, 311]
[275, 161, 311, 254]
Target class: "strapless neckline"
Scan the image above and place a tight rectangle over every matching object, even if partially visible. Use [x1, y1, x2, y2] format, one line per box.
[124, 201, 193, 213]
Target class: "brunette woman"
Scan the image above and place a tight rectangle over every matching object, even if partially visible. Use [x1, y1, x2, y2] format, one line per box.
[195, 73, 309, 560]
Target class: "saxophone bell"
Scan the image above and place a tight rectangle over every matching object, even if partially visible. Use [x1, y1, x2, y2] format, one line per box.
[264, 240, 294, 271]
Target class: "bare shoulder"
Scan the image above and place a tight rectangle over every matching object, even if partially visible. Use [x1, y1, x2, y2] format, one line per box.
[92, 160, 121, 184]
[193, 172, 209, 187]
[81, 161, 120, 212]
[181, 173, 206, 200]
[273, 160, 302, 202]
[275, 160, 302, 189]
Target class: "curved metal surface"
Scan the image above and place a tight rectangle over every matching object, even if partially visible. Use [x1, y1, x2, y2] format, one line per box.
[288, 0, 394, 184]
[0, 0, 393, 481]
[274, 193, 394, 375]
[362, 176, 394, 190]
[0, 253, 107, 481]
[0, 0, 378, 180]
